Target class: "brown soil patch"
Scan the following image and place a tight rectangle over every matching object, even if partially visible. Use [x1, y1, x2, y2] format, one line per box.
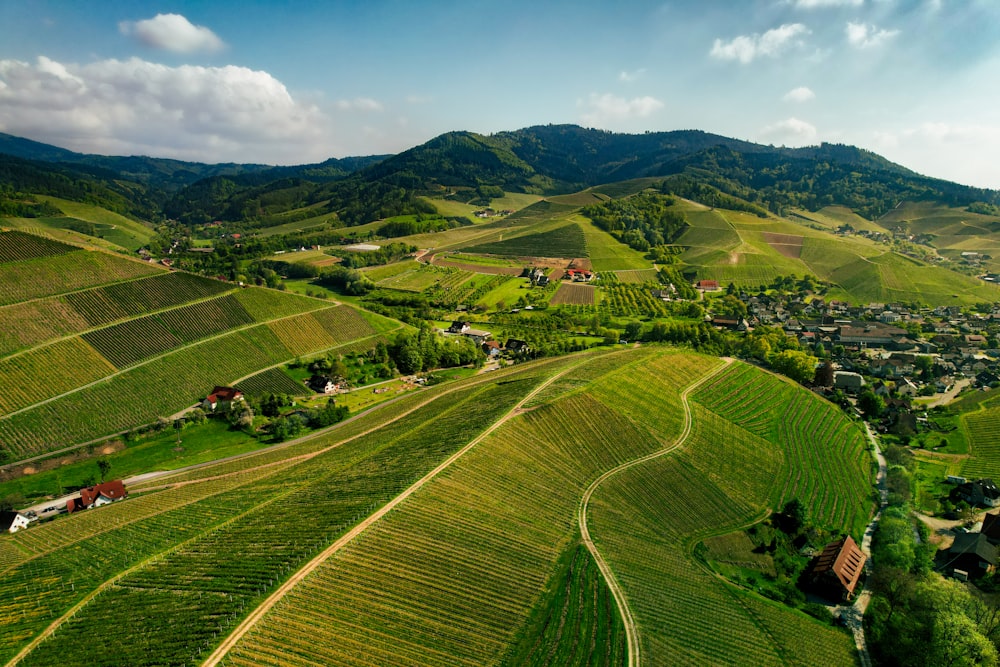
[0, 439, 126, 483]
[761, 232, 804, 259]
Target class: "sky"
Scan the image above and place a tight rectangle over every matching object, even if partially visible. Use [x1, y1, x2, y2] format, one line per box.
[1, 0, 999, 188]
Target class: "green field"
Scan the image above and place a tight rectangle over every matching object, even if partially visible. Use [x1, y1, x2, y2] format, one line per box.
[464, 223, 587, 258]
[576, 217, 652, 271]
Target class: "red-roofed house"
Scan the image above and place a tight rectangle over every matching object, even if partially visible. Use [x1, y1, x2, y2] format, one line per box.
[66, 480, 128, 513]
[202, 386, 245, 412]
[564, 269, 594, 282]
[695, 280, 720, 291]
[806, 536, 867, 601]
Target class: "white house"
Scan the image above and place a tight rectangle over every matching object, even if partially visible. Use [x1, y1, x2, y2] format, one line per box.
[0, 511, 29, 534]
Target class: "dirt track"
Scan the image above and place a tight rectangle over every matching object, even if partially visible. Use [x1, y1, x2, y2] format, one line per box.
[576, 357, 733, 667]
[200, 357, 592, 667]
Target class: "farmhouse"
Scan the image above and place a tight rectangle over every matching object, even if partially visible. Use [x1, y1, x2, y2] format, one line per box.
[0, 511, 30, 534]
[481, 340, 502, 358]
[806, 535, 867, 601]
[67, 480, 128, 513]
[506, 339, 531, 355]
[947, 533, 998, 577]
[448, 321, 471, 334]
[308, 375, 339, 394]
[202, 386, 245, 412]
[462, 328, 492, 345]
[956, 479, 1000, 508]
[564, 269, 593, 282]
[695, 279, 720, 291]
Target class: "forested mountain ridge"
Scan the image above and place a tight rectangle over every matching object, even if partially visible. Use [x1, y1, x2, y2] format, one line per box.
[2, 126, 999, 231]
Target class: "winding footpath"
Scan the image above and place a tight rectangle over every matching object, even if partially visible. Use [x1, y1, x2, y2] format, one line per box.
[576, 358, 732, 667]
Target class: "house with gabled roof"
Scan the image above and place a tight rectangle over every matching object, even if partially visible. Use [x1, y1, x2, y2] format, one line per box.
[202, 386, 245, 412]
[66, 480, 128, 513]
[947, 533, 998, 578]
[957, 479, 1000, 508]
[0, 511, 29, 534]
[806, 535, 867, 601]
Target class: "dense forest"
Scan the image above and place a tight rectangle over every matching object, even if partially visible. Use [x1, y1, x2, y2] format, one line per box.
[581, 192, 688, 252]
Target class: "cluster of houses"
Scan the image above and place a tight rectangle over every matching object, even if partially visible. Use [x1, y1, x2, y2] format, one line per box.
[711, 289, 1000, 397]
[445, 321, 530, 359]
[473, 209, 515, 218]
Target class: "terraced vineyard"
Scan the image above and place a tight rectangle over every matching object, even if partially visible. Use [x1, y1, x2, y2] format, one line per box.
[0, 251, 161, 306]
[236, 367, 308, 397]
[0, 348, 873, 666]
[0, 270, 231, 357]
[464, 223, 587, 259]
[962, 407, 1000, 479]
[0, 230, 79, 262]
[0, 235, 397, 459]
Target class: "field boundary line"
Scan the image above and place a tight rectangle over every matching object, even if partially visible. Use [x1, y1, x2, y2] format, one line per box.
[200, 355, 594, 667]
[2, 481, 307, 667]
[577, 356, 732, 667]
[0, 285, 244, 365]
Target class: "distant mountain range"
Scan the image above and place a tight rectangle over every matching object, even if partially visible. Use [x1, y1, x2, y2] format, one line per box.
[2, 125, 998, 228]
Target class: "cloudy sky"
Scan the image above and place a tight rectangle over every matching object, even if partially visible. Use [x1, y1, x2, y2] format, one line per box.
[1, 0, 998, 188]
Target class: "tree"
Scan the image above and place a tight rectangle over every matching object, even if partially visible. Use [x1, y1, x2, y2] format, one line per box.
[858, 390, 885, 419]
[97, 458, 112, 483]
[780, 498, 808, 534]
[767, 349, 818, 385]
[814, 362, 835, 387]
[624, 321, 642, 342]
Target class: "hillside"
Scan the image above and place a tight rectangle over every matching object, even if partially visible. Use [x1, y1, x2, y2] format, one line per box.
[0, 230, 400, 462]
[0, 346, 874, 665]
[6, 126, 998, 238]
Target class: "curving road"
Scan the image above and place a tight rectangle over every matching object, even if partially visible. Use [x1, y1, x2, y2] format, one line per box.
[576, 358, 732, 667]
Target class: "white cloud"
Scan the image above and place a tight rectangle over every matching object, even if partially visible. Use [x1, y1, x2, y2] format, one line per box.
[619, 68, 646, 83]
[870, 122, 1000, 188]
[579, 93, 664, 126]
[845, 22, 900, 48]
[0, 56, 329, 164]
[404, 94, 432, 105]
[335, 97, 384, 112]
[710, 24, 810, 64]
[119, 13, 224, 54]
[759, 117, 819, 145]
[793, 0, 863, 8]
[783, 86, 816, 103]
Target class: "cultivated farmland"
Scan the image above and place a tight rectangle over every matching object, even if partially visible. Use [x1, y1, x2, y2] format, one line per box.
[0, 348, 873, 666]
[550, 282, 597, 306]
[0, 230, 78, 263]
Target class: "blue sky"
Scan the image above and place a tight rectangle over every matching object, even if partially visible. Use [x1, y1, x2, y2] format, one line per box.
[1, 0, 998, 188]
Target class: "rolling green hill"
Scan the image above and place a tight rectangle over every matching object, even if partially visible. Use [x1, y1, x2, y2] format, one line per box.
[0, 346, 873, 666]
